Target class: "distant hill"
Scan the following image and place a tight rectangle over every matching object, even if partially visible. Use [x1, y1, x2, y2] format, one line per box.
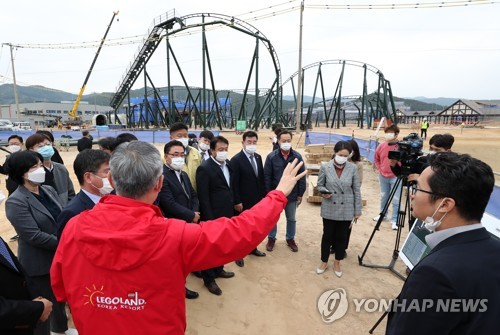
[409, 96, 458, 107]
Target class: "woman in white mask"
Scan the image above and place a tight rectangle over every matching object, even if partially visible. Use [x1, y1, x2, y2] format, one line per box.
[5, 150, 71, 335]
[316, 141, 362, 277]
[25, 133, 75, 207]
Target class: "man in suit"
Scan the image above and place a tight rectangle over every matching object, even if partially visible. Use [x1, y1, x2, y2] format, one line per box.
[157, 140, 200, 299]
[169, 122, 202, 190]
[56, 149, 111, 239]
[231, 130, 267, 267]
[196, 135, 236, 295]
[1, 237, 53, 335]
[195, 130, 214, 161]
[264, 130, 306, 252]
[76, 131, 93, 152]
[386, 153, 500, 334]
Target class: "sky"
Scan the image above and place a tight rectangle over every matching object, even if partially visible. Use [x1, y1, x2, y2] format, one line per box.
[1, 0, 499, 101]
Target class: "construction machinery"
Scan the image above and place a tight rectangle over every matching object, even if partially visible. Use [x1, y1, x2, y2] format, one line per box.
[69, 11, 119, 121]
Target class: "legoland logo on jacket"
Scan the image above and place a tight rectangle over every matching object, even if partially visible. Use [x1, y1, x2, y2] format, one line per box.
[84, 284, 147, 311]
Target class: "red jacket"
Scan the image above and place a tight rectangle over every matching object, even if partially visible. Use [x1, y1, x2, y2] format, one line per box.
[51, 191, 287, 335]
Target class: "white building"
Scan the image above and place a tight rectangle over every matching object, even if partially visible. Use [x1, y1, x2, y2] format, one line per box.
[0, 101, 114, 128]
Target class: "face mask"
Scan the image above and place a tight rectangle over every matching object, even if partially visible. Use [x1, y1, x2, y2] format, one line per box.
[92, 174, 114, 195]
[177, 138, 189, 148]
[8, 145, 21, 153]
[170, 157, 185, 171]
[428, 150, 436, 156]
[280, 143, 292, 151]
[245, 145, 257, 155]
[385, 133, 395, 140]
[334, 155, 348, 165]
[26, 167, 46, 184]
[215, 151, 228, 162]
[424, 198, 448, 232]
[199, 142, 210, 152]
[37, 145, 55, 160]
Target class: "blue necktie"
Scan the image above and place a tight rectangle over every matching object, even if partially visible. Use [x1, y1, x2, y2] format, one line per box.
[0, 239, 18, 271]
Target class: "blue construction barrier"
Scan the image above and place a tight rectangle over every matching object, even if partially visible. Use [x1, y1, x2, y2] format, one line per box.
[305, 131, 500, 221]
[0, 130, 220, 144]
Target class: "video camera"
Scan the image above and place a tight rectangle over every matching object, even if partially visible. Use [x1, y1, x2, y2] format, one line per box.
[388, 133, 424, 176]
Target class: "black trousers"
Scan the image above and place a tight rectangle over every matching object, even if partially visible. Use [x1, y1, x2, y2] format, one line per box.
[201, 266, 224, 285]
[27, 274, 68, 335]
[420, 128, 427, 139]
[321, 219, 350, 262]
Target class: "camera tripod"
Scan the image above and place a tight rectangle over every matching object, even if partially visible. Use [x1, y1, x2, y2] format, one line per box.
[358, 174, 412, 281]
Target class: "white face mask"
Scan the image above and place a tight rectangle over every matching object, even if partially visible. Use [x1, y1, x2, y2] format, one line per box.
[26, 167, 46, 184]
[385, 133, 395, 140]
[215, 151, 228, 162]
[424, 198, 448, 232]
[280, 143, 292, 151]
[8, 145, 21, 153]
[177, 138, 189, 148]
[92, 174, 114, 195]
[245, 145, 257, 155]
[199, 142, 210, 152]
[170, 157, 185, 171]
[334, 155, 348, 165]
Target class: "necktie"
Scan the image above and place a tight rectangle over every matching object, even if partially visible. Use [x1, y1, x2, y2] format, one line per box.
[0, 240, 18, 271]
[250, 154, 258, 177]
[178, 173, 189, 198]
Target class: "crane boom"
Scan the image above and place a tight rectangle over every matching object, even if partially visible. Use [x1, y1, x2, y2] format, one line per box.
[69, 11, 119, 118]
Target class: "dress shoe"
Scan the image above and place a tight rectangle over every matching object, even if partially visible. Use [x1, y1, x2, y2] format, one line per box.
[235, 259, 245, 267]
[205, 281, 222, 296]
[217, 269, 235, 279]
[192, 271, 203, 278]
[250, 248, 266, 257]
[185, 287, 199, 299]
[316, 263, 328, 274]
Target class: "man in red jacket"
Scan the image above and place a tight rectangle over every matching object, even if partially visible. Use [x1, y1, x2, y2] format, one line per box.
[51, 141, 305, 335]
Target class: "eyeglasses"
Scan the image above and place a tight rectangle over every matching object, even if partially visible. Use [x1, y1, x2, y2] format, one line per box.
[411, 186, 448, 198]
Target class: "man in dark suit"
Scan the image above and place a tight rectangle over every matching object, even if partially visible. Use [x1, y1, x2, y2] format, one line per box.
[157, 140, 200, 299]
[386, 153, 500, 334]
[196, 135, 236, 295]
[195, 130, 214, 161]
[231, 130, 267, 267]
[56, 149, 110, 239]
[76, 131, 93, 152]
[1, 236, 53, 335]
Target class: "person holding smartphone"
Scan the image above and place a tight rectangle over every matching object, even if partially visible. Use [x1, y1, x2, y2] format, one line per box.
[316, 141, 362, 277]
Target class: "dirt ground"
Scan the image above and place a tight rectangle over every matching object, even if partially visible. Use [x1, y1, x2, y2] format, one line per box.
[0, 124, 498, 334]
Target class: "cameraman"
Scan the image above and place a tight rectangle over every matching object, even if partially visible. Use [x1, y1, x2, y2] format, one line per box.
[390, 133, 454, 182]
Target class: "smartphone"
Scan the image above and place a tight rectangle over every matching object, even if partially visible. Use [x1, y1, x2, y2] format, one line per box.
[319, 190, 332, 195]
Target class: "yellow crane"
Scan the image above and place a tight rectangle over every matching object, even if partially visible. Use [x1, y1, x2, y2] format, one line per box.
[69, 11, 119, 120]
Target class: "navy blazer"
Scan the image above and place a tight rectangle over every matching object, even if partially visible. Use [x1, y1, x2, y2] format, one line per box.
[196, 157, 234, 221]
[157, 164, 199, 222]
[56, 190, 96, 239]
[386, 228, 500, 334]
[0, 238, 43, 334]
[230, 150, 266, 209]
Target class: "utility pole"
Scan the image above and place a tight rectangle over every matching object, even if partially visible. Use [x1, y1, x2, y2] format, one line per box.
[295, 0, 304, 132]
[5, 43, 21, 121]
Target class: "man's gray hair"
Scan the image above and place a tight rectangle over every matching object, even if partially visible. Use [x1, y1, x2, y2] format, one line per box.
[110, 141, 163, 199]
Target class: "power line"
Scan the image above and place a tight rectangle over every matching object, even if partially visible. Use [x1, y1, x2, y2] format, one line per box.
[4, 0, 497, 50]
